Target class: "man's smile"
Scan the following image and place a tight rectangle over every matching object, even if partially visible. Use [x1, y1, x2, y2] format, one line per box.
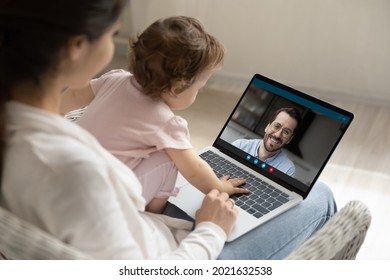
[268, 135, 282, 146]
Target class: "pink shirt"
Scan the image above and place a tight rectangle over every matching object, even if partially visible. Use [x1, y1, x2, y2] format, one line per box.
[77, 70, 192, 169]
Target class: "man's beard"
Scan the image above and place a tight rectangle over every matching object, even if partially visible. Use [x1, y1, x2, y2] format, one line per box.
[263, 133, 283, 153]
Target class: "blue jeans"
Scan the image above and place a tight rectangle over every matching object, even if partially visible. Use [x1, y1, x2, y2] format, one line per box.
[218, 181, 336, 259]
[164, 181, 336, 260]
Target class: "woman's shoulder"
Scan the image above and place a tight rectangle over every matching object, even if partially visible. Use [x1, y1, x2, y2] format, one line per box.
[3, 129, 109, 211]
[12, 130, 103, 172]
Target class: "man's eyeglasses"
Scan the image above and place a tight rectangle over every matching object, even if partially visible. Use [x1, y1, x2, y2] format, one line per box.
[269, 122, 293, 138]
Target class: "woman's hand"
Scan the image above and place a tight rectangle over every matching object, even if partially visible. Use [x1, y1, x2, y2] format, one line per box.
[195, 189, 238, 236]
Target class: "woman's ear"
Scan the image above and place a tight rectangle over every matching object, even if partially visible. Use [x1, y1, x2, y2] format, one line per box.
[67, 35, 88, 61]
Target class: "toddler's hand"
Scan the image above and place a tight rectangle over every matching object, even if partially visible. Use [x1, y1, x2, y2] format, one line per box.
[220, 175, 249, 195]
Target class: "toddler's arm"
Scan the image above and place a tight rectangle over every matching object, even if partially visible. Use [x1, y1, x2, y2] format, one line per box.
[165, 148, 249, 195]
[60, 84, 95, 115]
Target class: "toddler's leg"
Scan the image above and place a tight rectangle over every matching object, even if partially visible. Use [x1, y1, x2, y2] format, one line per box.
[132, 151, 179, 213]
[146, 197, 171, 214]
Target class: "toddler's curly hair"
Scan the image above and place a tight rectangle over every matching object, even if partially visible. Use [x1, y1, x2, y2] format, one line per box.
[128, 16, 225, 99]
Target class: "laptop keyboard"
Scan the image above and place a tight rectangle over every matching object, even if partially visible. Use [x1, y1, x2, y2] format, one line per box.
[200, 150, 293, 219]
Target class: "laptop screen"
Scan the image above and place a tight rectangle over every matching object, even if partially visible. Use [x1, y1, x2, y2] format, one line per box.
[214, 74, 354, 198]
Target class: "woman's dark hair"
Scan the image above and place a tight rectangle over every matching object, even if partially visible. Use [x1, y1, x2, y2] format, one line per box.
[0, 0, 128, 184]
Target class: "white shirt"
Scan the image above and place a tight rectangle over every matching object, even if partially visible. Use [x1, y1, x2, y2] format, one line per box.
[1, 101, 226, 259]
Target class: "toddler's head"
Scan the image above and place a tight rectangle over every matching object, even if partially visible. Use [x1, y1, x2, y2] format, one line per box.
[128, 16, 225, 99]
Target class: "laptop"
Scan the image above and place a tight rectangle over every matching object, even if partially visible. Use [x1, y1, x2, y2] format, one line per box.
[169, 73, 354, 241]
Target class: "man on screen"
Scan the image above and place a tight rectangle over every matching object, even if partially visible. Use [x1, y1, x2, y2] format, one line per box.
[232, 107, 301, 177]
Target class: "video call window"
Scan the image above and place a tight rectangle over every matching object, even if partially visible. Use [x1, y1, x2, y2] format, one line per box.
[220, 83, 350, 188]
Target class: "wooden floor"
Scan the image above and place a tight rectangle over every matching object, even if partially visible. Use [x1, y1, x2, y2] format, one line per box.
[106, 56, 390, 260]
[176, 78, 390, 260]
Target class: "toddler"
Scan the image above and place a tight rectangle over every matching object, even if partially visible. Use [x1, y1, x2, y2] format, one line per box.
[61, 16, 248, 213]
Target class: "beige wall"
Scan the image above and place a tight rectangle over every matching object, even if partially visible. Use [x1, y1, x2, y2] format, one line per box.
[118, 0, 390, 103]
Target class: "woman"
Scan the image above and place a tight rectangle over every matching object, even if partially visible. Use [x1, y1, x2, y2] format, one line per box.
[0, 0, 336, 259]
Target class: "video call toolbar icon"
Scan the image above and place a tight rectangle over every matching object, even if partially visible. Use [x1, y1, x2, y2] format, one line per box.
[245, 155, 274, 174]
